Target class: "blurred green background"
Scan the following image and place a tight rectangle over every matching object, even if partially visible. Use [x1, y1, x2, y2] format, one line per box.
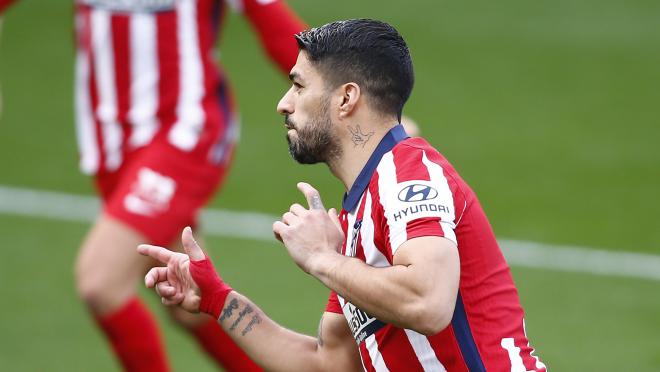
[1, 0, 659, 370]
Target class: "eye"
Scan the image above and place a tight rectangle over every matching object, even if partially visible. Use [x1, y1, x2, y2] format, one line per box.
[293, 82, 303, 91]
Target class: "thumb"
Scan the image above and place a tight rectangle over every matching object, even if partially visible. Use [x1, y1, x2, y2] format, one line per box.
[297, 182, 325, 210]
[328, 208, 342, 231]
[182, 226, 205, 261]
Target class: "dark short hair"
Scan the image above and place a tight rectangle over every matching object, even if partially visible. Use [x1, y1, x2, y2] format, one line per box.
[295, 19, 414, 120]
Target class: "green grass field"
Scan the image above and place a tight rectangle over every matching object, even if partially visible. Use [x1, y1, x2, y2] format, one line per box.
[1, 0, 659, 370]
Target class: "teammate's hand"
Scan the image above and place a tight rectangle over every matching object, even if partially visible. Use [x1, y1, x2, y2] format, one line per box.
[137, 227, 205, 313]
[272, 182, 345, 274]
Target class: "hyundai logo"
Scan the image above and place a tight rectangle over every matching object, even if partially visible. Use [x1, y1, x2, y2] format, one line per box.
[397, 184, 438, 202]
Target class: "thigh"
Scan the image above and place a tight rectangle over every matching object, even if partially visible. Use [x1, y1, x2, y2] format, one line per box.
[76, 213, 156, 314]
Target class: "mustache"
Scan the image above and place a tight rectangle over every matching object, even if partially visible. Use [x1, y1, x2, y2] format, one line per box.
[284, 115, 296, 130]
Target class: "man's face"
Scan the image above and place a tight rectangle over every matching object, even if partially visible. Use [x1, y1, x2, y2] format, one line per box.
[277, 52, 341, 164]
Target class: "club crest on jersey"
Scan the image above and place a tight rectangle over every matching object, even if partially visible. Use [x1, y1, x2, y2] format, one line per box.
[347, 219, 362, 257]
[124, 167, 176, 216]
[80, 0, 177, 12]
[398, 184, 438, 202]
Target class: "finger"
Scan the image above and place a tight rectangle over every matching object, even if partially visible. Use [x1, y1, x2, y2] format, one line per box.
[155, 281, 177, 297]
[162, 295, 184, 306]
[282, 211, 299, 225]
[145, 266, 169, 288]
[289, 203, 307, 215]
[181, 226, 205, 261]
[328, 208, 342, 231]
[273, 221, 287, 242]
[297, 182, 325, 210]
[138, 244, 175, 264]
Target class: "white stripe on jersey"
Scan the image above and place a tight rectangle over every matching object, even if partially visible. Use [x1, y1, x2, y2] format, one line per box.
[376, 152, 407, 252]
[365, 334, 390, 372]
[169, 0, 205, 151]
[91, 8, 123, 170]
[75, 15, 100, 175]
[128, 13, 159, 147]
[404, 329, 447, 372]
[361, 190, 391, 268]
[421, 151, 457, 245]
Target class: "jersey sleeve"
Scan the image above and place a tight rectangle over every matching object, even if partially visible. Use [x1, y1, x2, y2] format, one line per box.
[229, 0, 306, 74]
[325, 291, 342, 314]
[376, 144, 462, 255]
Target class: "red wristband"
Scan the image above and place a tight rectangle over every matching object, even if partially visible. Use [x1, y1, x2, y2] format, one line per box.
[189, 257, 233, 319]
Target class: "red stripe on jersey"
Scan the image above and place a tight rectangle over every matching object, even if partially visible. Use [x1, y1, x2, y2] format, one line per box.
[428, 325, 470, 372]
[111, 14, 132, 146]
[155, 10, 179, 136]
[368, 170, 394, 264]
[418, 143, 467, 225]
[376, 329, 425, 371]
[359, 342, 377, 372]
[392, 144, 430, 183]
[405, 216, 445, 240]
[324, 291, 341, 314]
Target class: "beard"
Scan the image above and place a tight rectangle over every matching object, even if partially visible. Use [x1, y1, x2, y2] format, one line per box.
[285, 101, 341, 164]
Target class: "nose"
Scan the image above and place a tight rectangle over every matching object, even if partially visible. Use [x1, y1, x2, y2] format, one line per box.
[277, 86, 294, 116]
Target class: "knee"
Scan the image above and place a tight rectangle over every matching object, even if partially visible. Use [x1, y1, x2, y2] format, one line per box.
[74, 251, 130, 313]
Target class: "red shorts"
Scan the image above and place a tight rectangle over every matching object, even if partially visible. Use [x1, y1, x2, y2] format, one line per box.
[95, 140, 231, 247]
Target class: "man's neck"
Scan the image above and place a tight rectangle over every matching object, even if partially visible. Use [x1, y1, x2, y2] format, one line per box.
[328, 117, 399, 191]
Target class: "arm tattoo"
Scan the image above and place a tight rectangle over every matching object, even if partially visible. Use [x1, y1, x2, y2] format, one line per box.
[317, 317, 324, 347]
[219, 298, 239, 323]
[229, 305, 254, 331]
[348, 125, 374, 148]
[241, 314, 262, 336]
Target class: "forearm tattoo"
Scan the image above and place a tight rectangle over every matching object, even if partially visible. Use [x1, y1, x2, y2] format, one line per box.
[219, 298, 239, 323]
[242, 314, 262, 336]
[229, 305, 254, 331]
[348, 125, 374, 148]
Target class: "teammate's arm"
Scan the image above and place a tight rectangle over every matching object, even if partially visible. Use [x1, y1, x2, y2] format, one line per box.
[274, 183, 460, 335]
[233, 0, 306, 73]
[138, 228, 362, 372]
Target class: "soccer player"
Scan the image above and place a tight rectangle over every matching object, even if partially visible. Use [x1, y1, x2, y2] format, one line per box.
[155, 19, 549, 371]
[137, 18, 547, 371]
[72, 0, 305, 371]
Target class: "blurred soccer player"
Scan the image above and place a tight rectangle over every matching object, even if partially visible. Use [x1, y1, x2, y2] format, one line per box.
[138, 19, 546, 371]
[71, 0, 304, 371]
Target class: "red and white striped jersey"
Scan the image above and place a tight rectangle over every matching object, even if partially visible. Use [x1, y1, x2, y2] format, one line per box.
[326, 125, 546, 371]
[74, 0, 304, 174]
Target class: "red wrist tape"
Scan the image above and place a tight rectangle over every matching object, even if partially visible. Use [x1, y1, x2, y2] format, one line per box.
[189, 257, 233, 319]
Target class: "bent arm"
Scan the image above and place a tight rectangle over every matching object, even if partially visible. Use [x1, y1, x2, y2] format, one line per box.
[214, 292, 361, 372]
[237, 0, 306, 74]
[311, 236, 460, 335]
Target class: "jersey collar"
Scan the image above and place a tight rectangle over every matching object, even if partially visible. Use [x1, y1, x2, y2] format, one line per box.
[342, 124, 409, 212]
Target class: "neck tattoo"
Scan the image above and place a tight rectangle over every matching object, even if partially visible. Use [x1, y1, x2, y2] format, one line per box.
[348, 125, 374, 148]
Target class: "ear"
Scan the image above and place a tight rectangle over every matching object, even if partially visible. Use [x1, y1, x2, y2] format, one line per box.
[337, 82, 361, 119]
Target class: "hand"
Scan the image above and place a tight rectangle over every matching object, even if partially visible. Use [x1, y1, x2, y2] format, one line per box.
[272, 182, 345, 274]
[137, 227, 206, 313]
